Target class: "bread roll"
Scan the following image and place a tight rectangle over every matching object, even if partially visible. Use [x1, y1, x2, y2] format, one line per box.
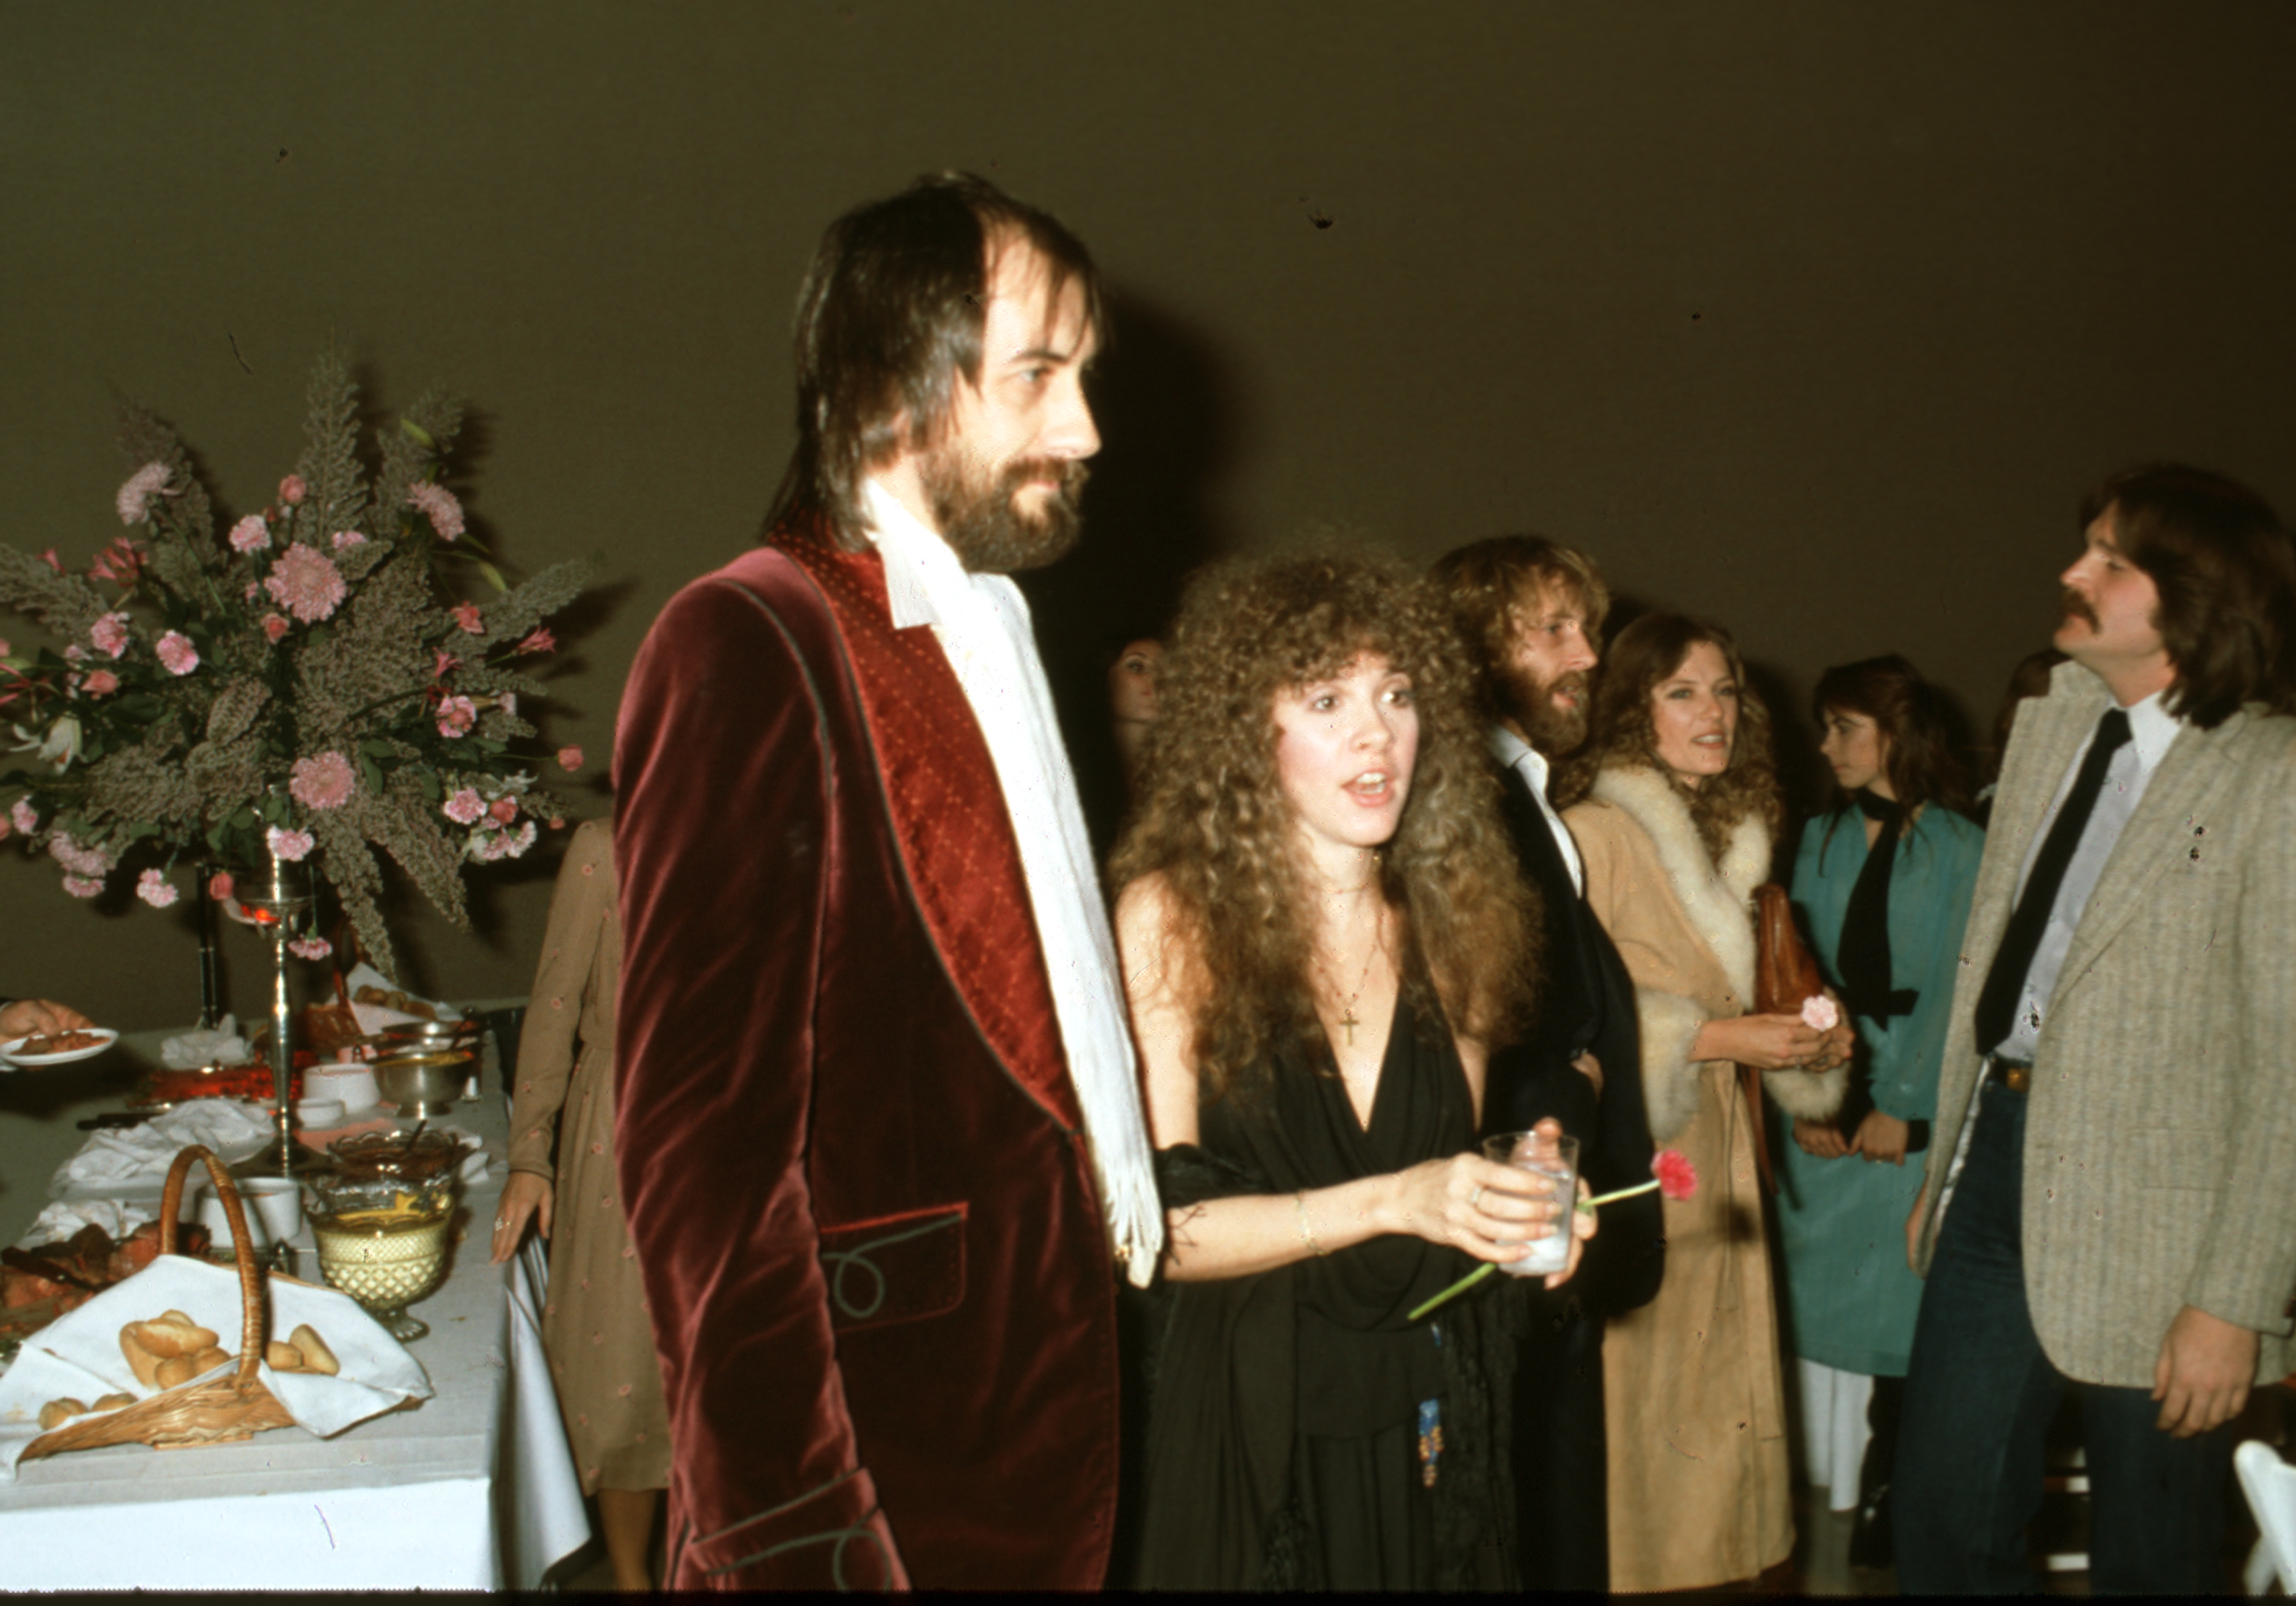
[266, 1340, 305, 1372]
[119, 1329, 163, 1388]
[189, 1343, 230, 1374]
[155, 1355, 195, 1389]
[127, 1314, 219, 1359]
[91, 1392, 135, 1412]
[38, 1398, 87, 1431]
[290, 1324, 339, 1376]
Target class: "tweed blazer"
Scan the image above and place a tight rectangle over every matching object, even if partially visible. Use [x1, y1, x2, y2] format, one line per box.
[1916, 661, 2296, 1387]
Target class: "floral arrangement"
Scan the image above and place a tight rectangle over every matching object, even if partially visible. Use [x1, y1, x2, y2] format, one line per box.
[0, 351, 592, 979]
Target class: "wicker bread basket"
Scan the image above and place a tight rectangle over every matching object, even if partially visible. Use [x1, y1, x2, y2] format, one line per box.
[20, 1145, 295, 1459]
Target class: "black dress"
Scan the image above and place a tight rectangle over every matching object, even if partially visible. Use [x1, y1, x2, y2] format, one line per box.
[1133, 992, 1518, 1590]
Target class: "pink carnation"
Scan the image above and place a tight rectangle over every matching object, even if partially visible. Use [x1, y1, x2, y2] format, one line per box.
[89, 537, 146, 586]
[406, 481, 465, 540]
[289, 750, 356, 811]
[136, 869, 179, 908]
[288, 936, 334, 961]
[452, 601, 484, 636]
[12, 799, 38, 834]
[155, 631, 199, 675]
[116, 462, 170, 525]
[90, 612, 131, 660]
[38, 549, 60, 573]
[265, 543, 348, 623]
[62, 645, 84, 663]
[80, 669, 119, 697]
[549, 815, 568, 831]
[279, 475, 307, 506]
[47, 833, 113, 877]
[432, 649, 459, 680]
[497, 692, 517, 719]
[435, 695, 478, 738]
[262, 613, 290, 644]
[227, 514, 271, 554]
[442, 788, 485, 825]
[62, 875, 103, 899]
[1800, 994, 1841, 1033]
[331, 529, 366, 550]
[1653, 1149, 1700, 1201]
[488, 797, 519, 826]
[516, 626, 556, 656]
[266, 824, 315, 862]
[207, 870, 235, 901]
[557, 745, 583, 772]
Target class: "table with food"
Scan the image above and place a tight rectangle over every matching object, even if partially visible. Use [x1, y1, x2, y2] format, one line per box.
[0, 994, 592, 1591]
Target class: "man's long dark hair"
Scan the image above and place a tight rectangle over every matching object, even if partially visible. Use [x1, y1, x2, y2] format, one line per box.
[2086, 463, 2296, 727]
[766, 172, 1103, 552]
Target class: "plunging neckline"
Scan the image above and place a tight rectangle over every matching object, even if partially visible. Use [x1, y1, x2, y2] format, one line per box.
[1330, 991, 1409, 1135]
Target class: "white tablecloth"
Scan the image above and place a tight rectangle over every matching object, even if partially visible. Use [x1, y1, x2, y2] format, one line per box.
[0, 1030, 590, 1588]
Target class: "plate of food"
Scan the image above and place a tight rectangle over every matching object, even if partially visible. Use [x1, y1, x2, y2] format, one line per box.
[1, 1028, 119, 1068]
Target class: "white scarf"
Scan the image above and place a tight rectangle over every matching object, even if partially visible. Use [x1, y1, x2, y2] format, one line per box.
[862, 479, 1163, 1285]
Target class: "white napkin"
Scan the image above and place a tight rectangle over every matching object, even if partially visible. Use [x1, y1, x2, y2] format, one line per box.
[18, 1199, 156, 1251]
[341, 962, 463, 1024]
[54, 1101, 275, 1190]
[0, 1255, 432, 1480]
[159, 1016, 254, 1072]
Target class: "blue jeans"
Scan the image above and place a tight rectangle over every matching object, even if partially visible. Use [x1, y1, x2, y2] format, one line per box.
[1895, 1082, 2232, 1595]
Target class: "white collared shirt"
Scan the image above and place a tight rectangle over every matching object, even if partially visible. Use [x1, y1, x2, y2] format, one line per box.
[1489, 723, 1583, 896]
[1996, 687, 2183, 1063]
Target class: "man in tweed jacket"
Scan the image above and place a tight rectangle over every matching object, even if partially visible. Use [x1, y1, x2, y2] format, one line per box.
[1894, 464, 2296, 1593]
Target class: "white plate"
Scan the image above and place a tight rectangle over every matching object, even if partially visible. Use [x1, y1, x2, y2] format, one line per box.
[0, 1027, 119, 1068]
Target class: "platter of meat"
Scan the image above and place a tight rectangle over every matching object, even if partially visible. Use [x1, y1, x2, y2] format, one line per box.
[0, 1220, 210, 1366]
[0, 1028, 119, 1068]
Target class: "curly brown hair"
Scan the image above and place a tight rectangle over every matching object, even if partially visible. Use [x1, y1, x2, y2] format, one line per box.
[1110, 550, 1538, 1105]
[1557, 612, 1782, 860]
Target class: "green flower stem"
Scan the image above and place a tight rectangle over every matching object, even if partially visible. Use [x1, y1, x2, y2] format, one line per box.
[1577, 1177, 1661, 1213]
[1407, 1262, 1495, 1322]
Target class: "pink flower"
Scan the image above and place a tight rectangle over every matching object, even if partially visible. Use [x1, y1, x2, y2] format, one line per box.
[442, 788, 485, 825]
[89, 537, 146, 586]
[0, 638, 10, 658]
[266, 824, 315, 862]
[262, 613, 291, 644]
[406, 481, 465, 540]
[331, 529, 366, 550]
[435, 695, 478, 738]
[497, 692, 517, 718]
[265, 543, 348, 623]
[62, 875, 103, 899]
[136, 869, 179, 908]
[1653, 1150, 1699, 1202]
[13, 799, 40, 834]
[90, 612, 131, 659]
[227, 514, 271, 554]
[432, 649, 460, 680]
[288, 936, 334, 961]
[1800, 994, 1841, 1033]
[155, 631, 199, 675]
[116, 462, 170, 525]
[488, 797, 519, 826]
[244, 583, 262, 602]
[62, 645, 84, 664]
[38, 549, 60, 573]
[517, 627, 557, 656]
[207, 870, 235, 901]
[47, 833, 114, 877]
[549, 815, 568, 831]
[81, 669, 119, 697]
[452, 601, 484, 636]
[279, 475, 307, 505]
[289, 750, 356, 811]
[557, 746, 583, 772]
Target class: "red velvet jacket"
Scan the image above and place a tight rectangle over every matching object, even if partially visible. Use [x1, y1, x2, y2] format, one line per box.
[612, 532, 1122, 1589]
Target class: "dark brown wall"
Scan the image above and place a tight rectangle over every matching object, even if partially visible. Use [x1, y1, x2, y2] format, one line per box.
[5, 2, 2292, 1029]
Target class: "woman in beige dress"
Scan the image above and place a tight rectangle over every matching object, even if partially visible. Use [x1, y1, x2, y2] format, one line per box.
[1557, 615, 1852, 1591]
[492, 818, 667, 1591]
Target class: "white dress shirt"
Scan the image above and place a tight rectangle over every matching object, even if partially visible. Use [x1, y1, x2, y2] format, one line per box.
[1489, 723, 1583, 896]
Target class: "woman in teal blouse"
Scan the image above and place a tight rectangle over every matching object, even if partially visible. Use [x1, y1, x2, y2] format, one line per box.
[1779, 655, 1983, 1566]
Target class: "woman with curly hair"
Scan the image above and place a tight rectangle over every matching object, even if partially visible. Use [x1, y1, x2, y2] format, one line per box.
[1114, 551, 1592, 1590]
[1555, 612, 1851, 1592]
[1779, 655, 1984, 1564]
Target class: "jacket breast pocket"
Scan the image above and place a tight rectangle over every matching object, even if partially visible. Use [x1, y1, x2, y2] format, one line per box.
[817, 1203, 967, 1332]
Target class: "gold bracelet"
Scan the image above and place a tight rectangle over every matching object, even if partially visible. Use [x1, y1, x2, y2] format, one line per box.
[1295, 1190, 1325, 1257]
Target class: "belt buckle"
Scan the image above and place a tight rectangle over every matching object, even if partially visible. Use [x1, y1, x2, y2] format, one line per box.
[1991, 1057, 2031, 1094]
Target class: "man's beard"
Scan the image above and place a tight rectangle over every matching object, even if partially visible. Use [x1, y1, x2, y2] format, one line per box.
[920, 448, 1090, 574]
[1503, 664, 1591, 755]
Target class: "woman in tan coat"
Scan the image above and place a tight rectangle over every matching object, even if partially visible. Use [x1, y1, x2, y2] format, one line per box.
[492, 818, 668, 1590]
[1557, 615, 1851, 1591]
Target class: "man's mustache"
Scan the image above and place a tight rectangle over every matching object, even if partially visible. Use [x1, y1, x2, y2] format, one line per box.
[2060, 587, 2098, 629]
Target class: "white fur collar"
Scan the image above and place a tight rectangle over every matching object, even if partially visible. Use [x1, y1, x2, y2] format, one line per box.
[1590, 765, 1768, 1000]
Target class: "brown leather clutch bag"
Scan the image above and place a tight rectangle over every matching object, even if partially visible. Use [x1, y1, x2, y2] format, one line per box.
[1737, 883, 1827, 1193]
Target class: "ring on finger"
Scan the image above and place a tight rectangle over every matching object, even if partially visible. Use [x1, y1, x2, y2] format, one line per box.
[1469, 1185, 1483, 1208]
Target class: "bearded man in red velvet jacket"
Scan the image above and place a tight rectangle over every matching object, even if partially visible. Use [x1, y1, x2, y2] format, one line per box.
[613, 174, 1163, 1591]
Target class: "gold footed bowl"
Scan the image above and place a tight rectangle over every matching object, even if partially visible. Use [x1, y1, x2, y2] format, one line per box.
[313, 1209, 451, 1340]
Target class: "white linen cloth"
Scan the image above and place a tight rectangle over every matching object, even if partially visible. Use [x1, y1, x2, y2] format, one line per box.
[863, 478, 1162, 1284]
[54, 1099, 274, 1192]
[159, 1015, 252, 1071]
[19, 1197, 156, 1249]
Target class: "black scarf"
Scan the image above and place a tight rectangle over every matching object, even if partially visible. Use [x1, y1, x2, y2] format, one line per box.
[1835, 790, 1919, 1024]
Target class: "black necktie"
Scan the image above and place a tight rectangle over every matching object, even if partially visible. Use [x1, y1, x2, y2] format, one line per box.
[1971, 707, 2133, 1056]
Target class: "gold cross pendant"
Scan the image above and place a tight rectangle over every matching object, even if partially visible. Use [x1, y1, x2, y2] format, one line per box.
[1339, 1007, 1359, 1046]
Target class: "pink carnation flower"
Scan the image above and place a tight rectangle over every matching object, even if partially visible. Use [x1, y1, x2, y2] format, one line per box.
[38, 549, 60, 573]
[90, 612, 131, 660]
[517, 626, 557, 656]
[262, 613, 291, 644]
[497, 692, 517, 719]
[331, 529, 366, 550]
[432, 649, 459, 680]
[12, 799, 38, 834]
[1800, 994, 1841, 1033]
[81, 669, 119, 697]
[488, 796, 519, 826]
[116, 462, 170, 525]
[89, 537, 146, 586]
[47, 832, 114, 878]
[155, 631, 199, 675]
[62, 645, 84, 663]
[557, 745, 583, 772]
[288, 936, 334, 961]
[136, 869, 179, 909]
[265, 543, 348, 623]
[1652, 1149, 1700, 1201]
[207, 870, 235, 901]
[442, 788, 485, 825]
[452, 601, 484, 636]
[266, 824, 315, 862]
[227, 514, 271, 554]
[62, 875, 103, 899]
[435, 695, 478, 738]
[289, 750, 356, 811]
[406, 481, 465, 540]
[279, 475, 307, 505]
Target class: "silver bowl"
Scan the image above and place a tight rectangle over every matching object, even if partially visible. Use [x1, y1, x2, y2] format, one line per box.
[373, 1049, 475, 1118]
